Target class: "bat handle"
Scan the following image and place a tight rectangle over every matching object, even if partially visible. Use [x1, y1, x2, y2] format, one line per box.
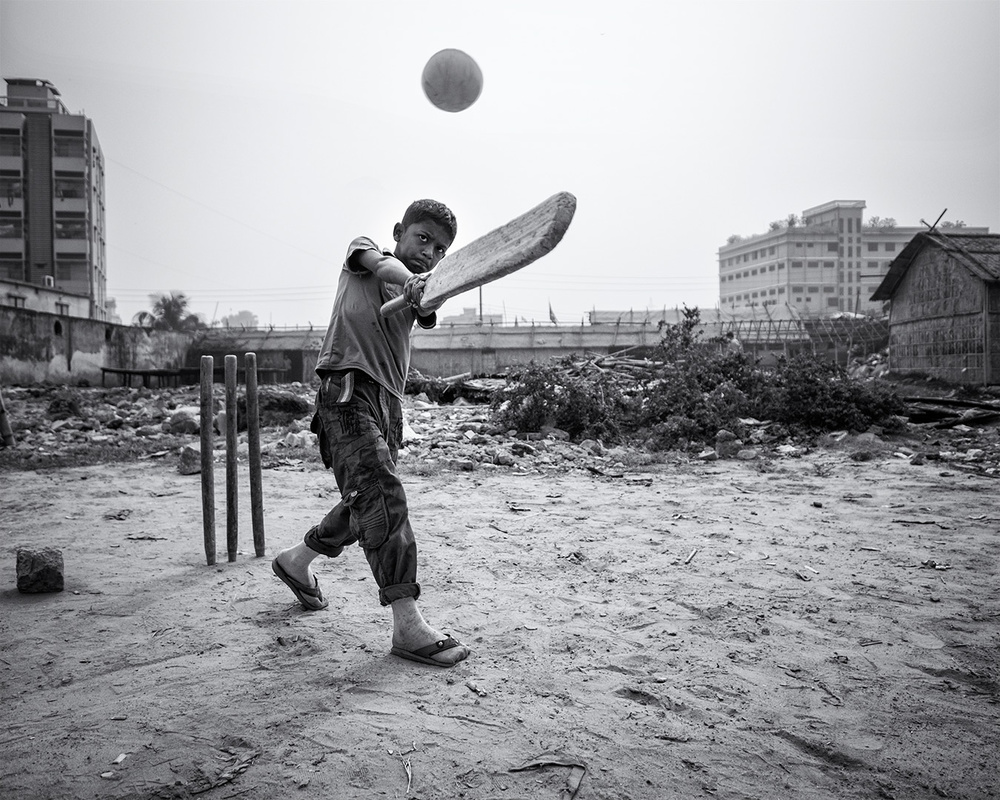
[380, 294, 411, 317]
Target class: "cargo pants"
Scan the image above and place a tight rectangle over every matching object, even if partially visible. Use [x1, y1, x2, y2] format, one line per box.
[304, 370, 419, 606]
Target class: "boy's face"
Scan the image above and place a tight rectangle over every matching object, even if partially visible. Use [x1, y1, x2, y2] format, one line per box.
[392, 219, 453, 273]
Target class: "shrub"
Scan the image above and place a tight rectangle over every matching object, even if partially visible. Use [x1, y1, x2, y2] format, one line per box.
[489, 308, 905, 449]
[489, 358, 631, 442]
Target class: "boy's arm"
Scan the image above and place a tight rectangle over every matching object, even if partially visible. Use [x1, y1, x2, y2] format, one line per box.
[351, 249, 441, 313]
[352, 249, 413, 286]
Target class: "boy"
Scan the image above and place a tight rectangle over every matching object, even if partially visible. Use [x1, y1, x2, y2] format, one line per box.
[271, 199, 470, 668]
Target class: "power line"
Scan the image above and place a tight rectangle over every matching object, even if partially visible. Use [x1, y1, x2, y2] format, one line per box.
[107, 157, 334, 264]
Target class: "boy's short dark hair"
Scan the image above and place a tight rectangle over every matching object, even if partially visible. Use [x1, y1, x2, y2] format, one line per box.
[402, 199, 458, 243]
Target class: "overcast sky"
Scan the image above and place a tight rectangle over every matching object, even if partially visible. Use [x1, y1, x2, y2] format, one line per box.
[2, 0, 998, 327]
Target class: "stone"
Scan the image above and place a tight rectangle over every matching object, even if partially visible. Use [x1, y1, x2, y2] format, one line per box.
[164, 407, 200, 435]
[716, 437, 743, 458]
[16, 547, 64, 593]
[178, 444, 202, 475]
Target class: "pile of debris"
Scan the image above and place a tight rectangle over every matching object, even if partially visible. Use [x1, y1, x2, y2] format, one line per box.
[2, 378, 1000, 478]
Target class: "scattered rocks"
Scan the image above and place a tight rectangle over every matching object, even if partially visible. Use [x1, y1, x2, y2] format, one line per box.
[16, 547, 64, 593]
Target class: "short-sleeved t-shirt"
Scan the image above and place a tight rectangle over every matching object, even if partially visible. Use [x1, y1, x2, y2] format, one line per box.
[314, 237, 436, 399]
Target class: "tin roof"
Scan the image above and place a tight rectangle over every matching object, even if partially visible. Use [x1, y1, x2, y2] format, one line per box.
[870, 232, 1000, 301]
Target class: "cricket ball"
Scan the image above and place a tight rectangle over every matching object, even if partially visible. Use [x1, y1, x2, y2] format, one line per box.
[422, 48, 483, 112]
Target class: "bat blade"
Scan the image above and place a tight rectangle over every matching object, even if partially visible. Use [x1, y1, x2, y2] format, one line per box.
[380, 191, 576, 317]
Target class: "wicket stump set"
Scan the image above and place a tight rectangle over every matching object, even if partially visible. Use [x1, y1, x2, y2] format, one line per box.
[200, 352, 265, 566]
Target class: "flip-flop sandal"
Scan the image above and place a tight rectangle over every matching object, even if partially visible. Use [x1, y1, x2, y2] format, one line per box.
[271, 558, 329, 611]
[391, 636, 466, 667]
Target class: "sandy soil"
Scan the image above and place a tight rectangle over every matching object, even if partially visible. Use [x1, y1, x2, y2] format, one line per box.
[2, 410, 999, 800]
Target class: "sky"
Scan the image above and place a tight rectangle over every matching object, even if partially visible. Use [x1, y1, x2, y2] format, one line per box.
[1, 0, 998, 328]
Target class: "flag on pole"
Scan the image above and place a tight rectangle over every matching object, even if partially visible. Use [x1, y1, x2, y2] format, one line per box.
[548, 302, 559, 325]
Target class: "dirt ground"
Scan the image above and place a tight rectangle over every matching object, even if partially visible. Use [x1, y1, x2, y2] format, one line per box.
[2, 404, 999, 800]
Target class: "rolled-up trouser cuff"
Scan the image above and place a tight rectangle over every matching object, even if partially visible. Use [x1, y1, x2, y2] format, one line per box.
[380, 582, 420, 607]
[303, 524, 348, 558]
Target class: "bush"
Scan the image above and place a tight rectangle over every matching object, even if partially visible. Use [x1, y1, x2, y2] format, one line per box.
[489, 308, 906, 450]
[489, 358, 631, 442]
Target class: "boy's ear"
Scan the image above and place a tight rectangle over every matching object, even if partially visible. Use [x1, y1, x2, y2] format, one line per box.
[392, 222, 404, 242]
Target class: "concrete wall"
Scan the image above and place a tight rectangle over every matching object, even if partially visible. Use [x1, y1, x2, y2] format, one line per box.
[0, 307, 191, 385]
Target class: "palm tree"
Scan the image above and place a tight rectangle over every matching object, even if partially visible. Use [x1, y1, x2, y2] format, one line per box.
[132, 292, 206, 331]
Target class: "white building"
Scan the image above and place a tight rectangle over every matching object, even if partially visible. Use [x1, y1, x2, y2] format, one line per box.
[718, 200, 989, 317]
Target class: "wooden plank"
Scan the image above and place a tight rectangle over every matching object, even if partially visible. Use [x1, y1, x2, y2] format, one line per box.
[381, 191, 576, 316]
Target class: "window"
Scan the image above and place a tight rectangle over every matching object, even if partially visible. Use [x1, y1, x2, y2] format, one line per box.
[768, 246, 776, 255]
[777, 262, 785, 270]
[54, 174, 86, 199]
[867, 261, 878, 271]
[848, 218, 853, 233]
[55, 302, 70, 316]
[768, 264, 775, 271]
[791, 261, 803, 269]
[792, 286, 803, 294]
[867, 242, 878, 252]
[53, 133, 85, 158]
[839, 219, 844, 233]
[823, 286, 835, 293]
[778, 287, 785, 294]
[54, 216, 87, 239]
[6, 293, 26, 308]
[827, 242, 838, 252]
[0, 133, 20, 157]
[807, 286, 819, 293]
[807, 242, 815, 248]
[56, 257, 84, 280]
[0, 257, 23, 280]
[885, 242, 896, 252]
[0, 213, 23, 238]
[807, 261, 818, 268]
[0, 174, 23, 199]
[823, 261, 834, 269]
[827, 298, 840, 307]
[751, 268, 758, 275]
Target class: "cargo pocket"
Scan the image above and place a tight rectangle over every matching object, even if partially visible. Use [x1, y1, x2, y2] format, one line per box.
[344, 481, 390, 550]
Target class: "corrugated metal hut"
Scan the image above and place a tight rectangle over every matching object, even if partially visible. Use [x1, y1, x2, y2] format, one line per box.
[871, 232, 1000, 384]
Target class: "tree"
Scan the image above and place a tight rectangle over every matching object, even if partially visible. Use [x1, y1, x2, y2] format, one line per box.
[769, 220, 786, 231]
[132, 292, 206, 331]
[786, 214, 799, 228]
[220, 310, 259, 329]
[940, 220, 966, 229]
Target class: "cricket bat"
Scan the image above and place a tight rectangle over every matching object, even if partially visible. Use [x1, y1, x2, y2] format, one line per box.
[379, 191, 577, 317]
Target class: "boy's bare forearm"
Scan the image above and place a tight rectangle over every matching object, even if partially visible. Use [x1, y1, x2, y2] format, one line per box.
[355, 250, 413, 286]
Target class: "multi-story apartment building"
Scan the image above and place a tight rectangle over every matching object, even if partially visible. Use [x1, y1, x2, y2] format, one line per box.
[718, 200, 989, 317]
[0, 78, 110, 320]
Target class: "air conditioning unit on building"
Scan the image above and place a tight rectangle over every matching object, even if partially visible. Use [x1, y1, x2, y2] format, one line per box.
[43, 275, 54, 287]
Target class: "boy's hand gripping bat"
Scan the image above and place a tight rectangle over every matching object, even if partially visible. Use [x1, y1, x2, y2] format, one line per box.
[379, 191, 577, 317]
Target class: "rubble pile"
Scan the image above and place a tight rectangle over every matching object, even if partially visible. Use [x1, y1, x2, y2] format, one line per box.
[1, 380, 1000, 478]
